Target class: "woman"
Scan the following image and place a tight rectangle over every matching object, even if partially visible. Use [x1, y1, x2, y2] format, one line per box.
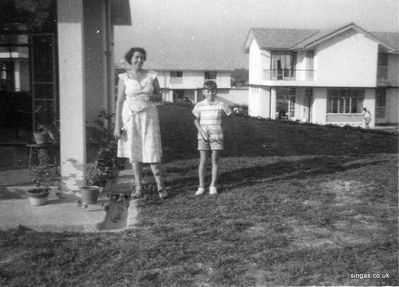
[114, 47, 168, 199]
[362, 107, 371, 129]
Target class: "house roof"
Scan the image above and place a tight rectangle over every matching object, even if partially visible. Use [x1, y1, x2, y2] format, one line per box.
[242, 28, 319, 51]
[143, 50, 235, 71]
[243, 23, 399, 53]
[370, 32, 399, 51]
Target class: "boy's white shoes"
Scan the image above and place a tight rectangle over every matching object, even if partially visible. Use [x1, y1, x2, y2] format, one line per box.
[195, 187, 205, 196]
[195, 187, 218, 196]
[209, 186, 218, 195]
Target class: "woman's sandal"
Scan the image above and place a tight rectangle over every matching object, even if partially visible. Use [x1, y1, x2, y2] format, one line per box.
[131, 189, 143, 199]
[158, 189, 168, 200]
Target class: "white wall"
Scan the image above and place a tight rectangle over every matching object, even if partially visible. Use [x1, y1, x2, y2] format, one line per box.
[249, 40, 270, 85]
[295, 51, 308, 81]
[248, 86, 270, 118]
[157, 70, 231, 89]
[315, 30, 379, 87]
[218, 87, 248, 106]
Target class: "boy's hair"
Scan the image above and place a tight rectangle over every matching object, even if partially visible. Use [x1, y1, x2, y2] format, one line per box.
[203, 80, 217, 90]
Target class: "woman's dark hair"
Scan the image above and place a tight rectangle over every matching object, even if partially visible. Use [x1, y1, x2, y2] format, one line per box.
[124, 47, 147, 64]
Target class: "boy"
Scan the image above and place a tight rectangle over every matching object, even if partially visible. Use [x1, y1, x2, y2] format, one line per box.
[192, 80, 232, 195]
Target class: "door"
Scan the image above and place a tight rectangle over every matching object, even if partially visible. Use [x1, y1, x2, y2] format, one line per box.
[31, 33, 58, 131]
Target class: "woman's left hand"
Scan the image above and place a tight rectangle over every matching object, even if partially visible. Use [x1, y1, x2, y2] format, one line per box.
[149, 93, 162, 102]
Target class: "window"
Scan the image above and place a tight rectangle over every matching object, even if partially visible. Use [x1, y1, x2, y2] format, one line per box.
[170, 71, 183, 84]
[172, 90, 184, 102]
[376, 88, 386, 106]
[327, 89, 364, 114]
[170, 71, 183, 78]
[204, 71, 217, 80]
[271, 52, 297, 80]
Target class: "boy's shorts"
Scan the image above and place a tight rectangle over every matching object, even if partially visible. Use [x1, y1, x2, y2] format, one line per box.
[198, 139, 224, 151]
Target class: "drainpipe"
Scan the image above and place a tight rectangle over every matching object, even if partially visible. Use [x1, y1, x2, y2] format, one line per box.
[105, 0, 113, 132]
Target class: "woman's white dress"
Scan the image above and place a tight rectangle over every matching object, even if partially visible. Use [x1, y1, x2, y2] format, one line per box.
[117, 71, 162, 163]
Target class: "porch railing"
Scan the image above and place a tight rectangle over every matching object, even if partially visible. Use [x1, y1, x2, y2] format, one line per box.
[263, 69, 314, 81]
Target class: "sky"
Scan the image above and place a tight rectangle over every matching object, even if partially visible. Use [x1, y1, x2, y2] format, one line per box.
[114, 0, 399, 69]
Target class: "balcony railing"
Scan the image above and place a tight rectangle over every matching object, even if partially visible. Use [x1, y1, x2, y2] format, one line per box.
[263, 69, 314, 81]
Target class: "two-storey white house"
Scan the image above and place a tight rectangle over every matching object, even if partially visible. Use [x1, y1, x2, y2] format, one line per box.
[144, 59, 233, 103]
[242, 23, 399, 127]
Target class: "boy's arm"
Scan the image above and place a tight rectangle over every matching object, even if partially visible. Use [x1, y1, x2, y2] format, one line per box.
[222, 103, 232, 117]
[194, 118, 208, 140]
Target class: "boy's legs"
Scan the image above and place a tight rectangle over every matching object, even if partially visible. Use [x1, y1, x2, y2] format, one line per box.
[210, 150, 220, 188]
[198, 150, 208, 188]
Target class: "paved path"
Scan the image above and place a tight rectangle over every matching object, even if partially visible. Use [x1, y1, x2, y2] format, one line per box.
[0, 169, 138, 233]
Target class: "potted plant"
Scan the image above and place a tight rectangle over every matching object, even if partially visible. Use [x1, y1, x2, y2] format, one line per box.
[79, 162, 105, 204]
[27, 149, 61, 206]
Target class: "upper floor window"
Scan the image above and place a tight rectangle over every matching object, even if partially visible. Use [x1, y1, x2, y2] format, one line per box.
[170, 71, 183, 78]
[204, 71, 217, 80]
[327, 89, 364, 114]
[271, 52, 297, 80]
[170, 71, 183, 84]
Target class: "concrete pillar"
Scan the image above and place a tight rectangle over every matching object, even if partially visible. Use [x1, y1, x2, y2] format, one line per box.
[57, 0, 86, 191]
[312, 88, 327, 124]
[364, 88, 375, 128]
[270, 87, 276, 119]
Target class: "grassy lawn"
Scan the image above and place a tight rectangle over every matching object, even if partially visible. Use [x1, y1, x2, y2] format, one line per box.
[1, 103, 398, 286]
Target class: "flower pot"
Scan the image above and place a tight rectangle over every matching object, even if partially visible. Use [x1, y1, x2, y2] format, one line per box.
[27, 188, 50, 206]
[33, 132, 51, 144]
[80, 186, 101, 204]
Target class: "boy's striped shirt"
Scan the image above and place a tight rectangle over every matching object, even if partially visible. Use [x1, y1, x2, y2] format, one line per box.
[192, 99, 231, 140]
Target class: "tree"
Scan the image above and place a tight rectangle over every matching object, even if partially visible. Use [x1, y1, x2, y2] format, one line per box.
[231, 69, 249, 86]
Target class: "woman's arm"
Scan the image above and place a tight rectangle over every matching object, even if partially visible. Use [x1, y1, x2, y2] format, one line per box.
[114, 77, 126, 139]
[150, 77, 163, 102]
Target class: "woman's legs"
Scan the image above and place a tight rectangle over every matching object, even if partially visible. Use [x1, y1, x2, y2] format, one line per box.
[198, 151, 208, 188]
[150, 162, 168, 199]
[132, 162, 143, 195]
[150, 162, 164, 191]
